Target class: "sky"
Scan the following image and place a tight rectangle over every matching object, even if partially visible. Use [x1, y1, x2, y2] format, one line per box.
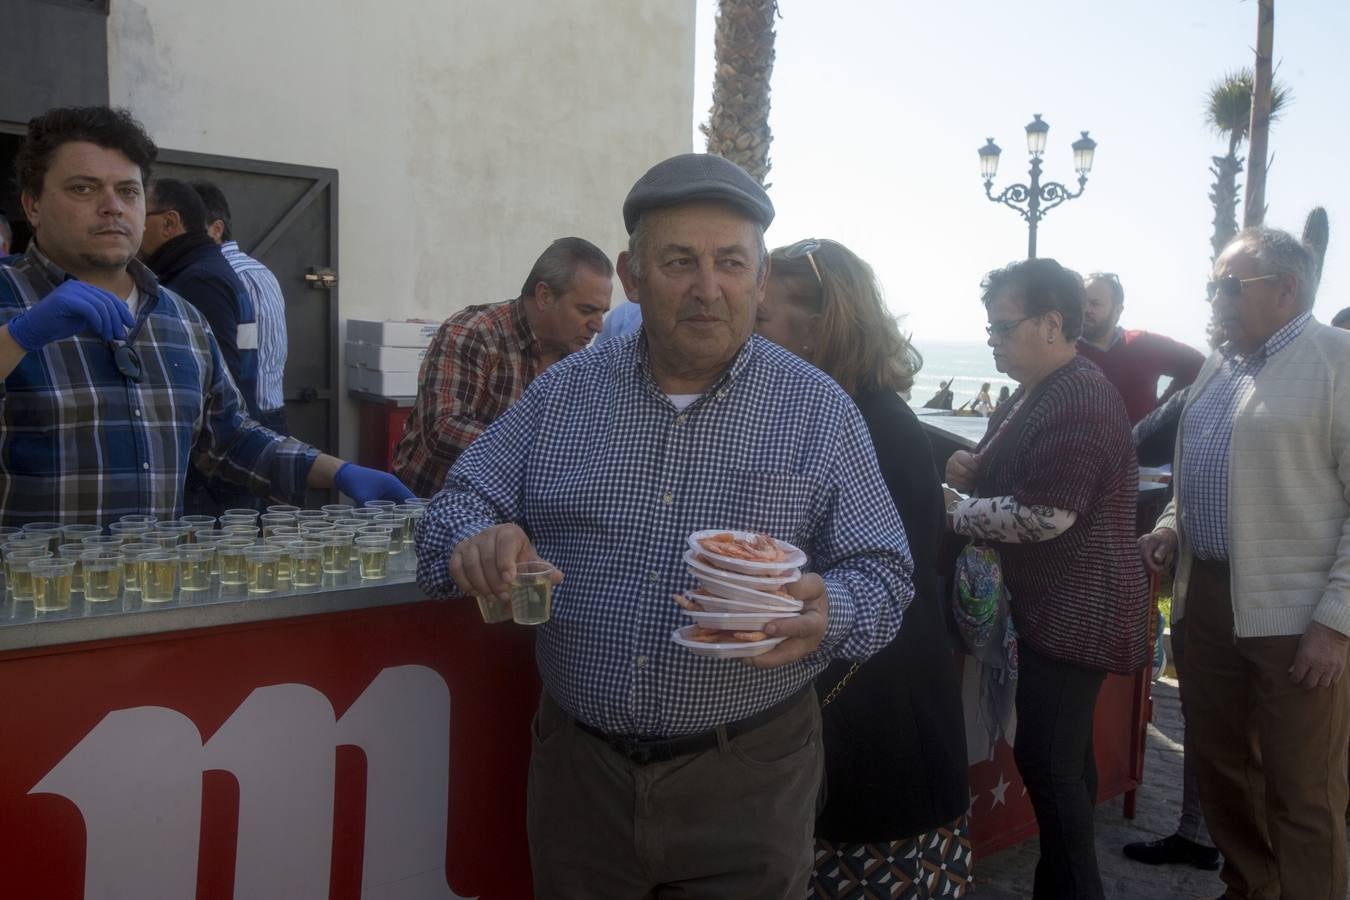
[691, 0, 1350, 351]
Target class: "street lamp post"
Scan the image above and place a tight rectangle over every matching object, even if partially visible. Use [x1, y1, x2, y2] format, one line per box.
[979, 114, 1097, 258]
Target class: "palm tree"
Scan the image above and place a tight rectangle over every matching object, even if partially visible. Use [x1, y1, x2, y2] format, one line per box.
[1244, 0, 1276, 227]
[701, 0, 779, 187]
[1205, 68, 1289, 262]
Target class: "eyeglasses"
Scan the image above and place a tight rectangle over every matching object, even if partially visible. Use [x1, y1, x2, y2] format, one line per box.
[1206, 273, 1279, 302]
[144, 209, 170, 217]
[985, 316, 1037, 339]
[781, 239, 823, 286]
[109, 340, 143, 383]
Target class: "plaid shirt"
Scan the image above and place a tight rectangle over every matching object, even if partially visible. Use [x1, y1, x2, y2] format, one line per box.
[0, 246, 318, 527]
[1180, 312, 1312, 560]
[415, 333, 914, 737]
[392, 297, 541, 497]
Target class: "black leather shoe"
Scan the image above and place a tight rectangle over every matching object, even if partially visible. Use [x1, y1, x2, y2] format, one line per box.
[1122, 833, 1221, 870]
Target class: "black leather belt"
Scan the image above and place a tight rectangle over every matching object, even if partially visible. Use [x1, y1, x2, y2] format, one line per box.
[574, 687, 809, 766]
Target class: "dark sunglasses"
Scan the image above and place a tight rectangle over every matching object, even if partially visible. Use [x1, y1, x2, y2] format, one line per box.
[109, 340, 143, 383]
[781, 239, 823, 286]
[1206, 273, 1278, 302]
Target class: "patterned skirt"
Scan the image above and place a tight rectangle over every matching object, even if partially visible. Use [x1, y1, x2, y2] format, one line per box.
[808, 815, 972, 899]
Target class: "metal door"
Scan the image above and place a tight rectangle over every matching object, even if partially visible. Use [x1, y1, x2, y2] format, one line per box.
[152, 152, 340, 473]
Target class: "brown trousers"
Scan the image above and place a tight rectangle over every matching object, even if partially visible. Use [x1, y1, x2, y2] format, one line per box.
[1182, 559, 1350, 900]
[526, 689, 823, 900]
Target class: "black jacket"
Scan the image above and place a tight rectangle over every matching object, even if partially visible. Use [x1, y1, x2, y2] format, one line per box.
[144, 231, 261, 419]
[815, 388, 969, 843]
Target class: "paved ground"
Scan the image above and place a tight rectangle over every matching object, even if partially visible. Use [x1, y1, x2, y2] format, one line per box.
[965, 672, 1350, 899]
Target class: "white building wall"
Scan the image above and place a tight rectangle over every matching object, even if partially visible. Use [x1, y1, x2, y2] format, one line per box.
[107, 0, 695, 461]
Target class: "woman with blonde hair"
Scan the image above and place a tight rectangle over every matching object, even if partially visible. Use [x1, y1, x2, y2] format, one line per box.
[757, 239, 970, 898]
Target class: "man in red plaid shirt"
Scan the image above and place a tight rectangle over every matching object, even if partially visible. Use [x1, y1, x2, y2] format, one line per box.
[392, 237, 613, 497]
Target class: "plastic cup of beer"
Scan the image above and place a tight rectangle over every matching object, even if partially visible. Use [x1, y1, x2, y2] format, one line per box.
[138, 550, 178, 603]
[223, 508, 260, 520]
[0, 525, 22, 542]
[108, 522, 152, 543]
[219, 515, 257, 530]
[61, 524, 103, 544]
[330, 518, 365, 531]
[244, 546, 282, 594]
[151, 523, 192, 550]
[193, 532, 226, 575]
[510, 561, 556, 626]
[259, 512, 295, 539]
[23, 523, 64, 553]
[295, 509, 329, 524]
[265, 504, 300, 516]
[31, 558, 75, 612]
[176, 545, 214, 592]
[264, 536, 297, 583]
[318, 531, 355, 575]
[178, 515, 217, 540]
[84, 534, 128, 551]
[363, 500, 396, 512]
[373, 514, 409, 553]
[289, 540, 323, 588]
[118, 514, 158, 527]
[475, 592, 513, 624]
[222, 524, 261, 541]
[80, 550, 124, 603]
[349, 508, 384, 523]
[58, 543, 89, 592]
[6, 548, 52, 602]
[321, 504, 354, 520]
[395, 504, 424, 545]
[119, 542, 159, 592]
[355, 534, 390, 580]
[217, 538, 254, 587]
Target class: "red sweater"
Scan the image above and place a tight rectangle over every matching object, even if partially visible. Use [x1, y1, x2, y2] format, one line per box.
[1077, 329, 1205, 425]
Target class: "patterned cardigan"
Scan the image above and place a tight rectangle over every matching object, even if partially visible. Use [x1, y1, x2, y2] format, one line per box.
[975, 356, 1150, 673]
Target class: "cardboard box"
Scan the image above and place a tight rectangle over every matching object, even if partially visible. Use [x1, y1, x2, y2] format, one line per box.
[345, 341, 426, 372]
[345, 319, 442, 349]
[346, 365, 419, 398]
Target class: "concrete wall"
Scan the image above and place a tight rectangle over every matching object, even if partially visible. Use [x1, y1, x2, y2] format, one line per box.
[107, 0, 695, 460]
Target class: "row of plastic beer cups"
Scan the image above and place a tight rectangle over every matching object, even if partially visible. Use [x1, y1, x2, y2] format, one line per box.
[0, 500, 429, 612]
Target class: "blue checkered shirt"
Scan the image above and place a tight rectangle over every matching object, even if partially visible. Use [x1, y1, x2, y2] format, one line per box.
[416, 333, 914, 737]
[0, 246, 318, 526]
[1180, 313, 1312, 560]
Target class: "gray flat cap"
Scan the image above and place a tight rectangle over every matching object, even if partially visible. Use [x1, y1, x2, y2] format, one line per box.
[622, 153, 774, 234]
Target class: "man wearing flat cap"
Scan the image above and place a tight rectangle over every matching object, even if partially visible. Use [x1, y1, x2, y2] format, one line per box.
[416, 153, 914, 898]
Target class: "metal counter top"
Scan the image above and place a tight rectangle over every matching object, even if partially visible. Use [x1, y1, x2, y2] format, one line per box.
[0, 553, 429, 654]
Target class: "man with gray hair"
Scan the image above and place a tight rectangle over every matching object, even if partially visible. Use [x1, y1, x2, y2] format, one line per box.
[391, 237, 613, 496]
[415, 153, 913, 897]
[1140, 226, 1350, 900]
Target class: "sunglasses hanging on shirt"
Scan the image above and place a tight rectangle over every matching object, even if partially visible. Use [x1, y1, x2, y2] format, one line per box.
[109, 340, 143, 383]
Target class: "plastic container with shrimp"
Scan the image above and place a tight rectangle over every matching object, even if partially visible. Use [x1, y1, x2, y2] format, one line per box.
[670, 625, 786, 658]
[686, 530, 806, 576]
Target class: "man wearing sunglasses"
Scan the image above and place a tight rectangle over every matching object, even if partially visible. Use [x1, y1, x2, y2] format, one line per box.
[0, 106, 411, 526]
[1077, 272, 1205, 426]
[416, 153, 913, 899]
[1140, 227, 1350, 900]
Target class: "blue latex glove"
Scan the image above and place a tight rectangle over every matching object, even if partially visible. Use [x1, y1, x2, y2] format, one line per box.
[7, 280, 135, 352]
[334, 462, 414, 504]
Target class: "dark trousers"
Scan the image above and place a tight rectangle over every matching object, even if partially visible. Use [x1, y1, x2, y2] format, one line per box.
[526, 690, 822, 900]
[1014, 642, 1107, 900]
[1182, 559, 1349, 900]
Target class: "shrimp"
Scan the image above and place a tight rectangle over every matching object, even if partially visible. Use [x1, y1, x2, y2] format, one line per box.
[673, 593, 706, 612]
[697, 532, 788, 563]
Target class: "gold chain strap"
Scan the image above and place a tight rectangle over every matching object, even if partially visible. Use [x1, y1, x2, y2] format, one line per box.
[819, 661, 861, 708]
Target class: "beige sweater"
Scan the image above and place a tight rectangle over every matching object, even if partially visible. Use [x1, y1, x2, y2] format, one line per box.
[1158, 319, 1350, 638]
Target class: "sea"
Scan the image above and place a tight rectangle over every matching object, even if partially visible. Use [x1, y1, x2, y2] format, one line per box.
[906, 339, 1017, 410]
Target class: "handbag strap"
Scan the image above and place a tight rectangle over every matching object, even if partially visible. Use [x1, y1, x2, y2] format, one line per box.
[819, 661, 861, 708]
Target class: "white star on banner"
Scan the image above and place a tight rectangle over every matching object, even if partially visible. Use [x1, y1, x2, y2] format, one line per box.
[990, 773, 1011, 807]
